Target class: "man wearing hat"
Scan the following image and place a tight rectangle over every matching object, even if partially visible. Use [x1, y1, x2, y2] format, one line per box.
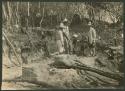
[88, 21, 97, 56]
[55, 23, 65, 54]
[62, 18, 72, 54]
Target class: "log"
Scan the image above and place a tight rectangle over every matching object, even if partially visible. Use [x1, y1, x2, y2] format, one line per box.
[77, 69, 119, 87]
[53, 55, 123, 81]
[82, 70, 119, 86]
[73, 60, 124, 81]
[2, 79, 56, 88]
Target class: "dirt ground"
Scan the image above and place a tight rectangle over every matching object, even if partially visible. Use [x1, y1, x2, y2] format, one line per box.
[2, 52, 100, 90]
[1, 46, 123, 89]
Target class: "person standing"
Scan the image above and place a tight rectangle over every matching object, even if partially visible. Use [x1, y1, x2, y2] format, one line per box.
[62, 18, 72, 54]
[80, 33, 88, 56]
[88, 21, 97, 56]
[55, 23, 65, 54]
[41, 31, 50, 57]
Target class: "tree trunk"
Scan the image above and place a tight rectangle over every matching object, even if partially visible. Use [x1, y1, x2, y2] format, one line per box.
[16, 2, 19, 25]
[7, 2, 11, 20]
[7, 2, 12, 31]
[2, 3, 8, 22]
[3, 79, 56, 88]
[54, 56, 123, 81]
[40, 2, 45, 27]
[27, 2, 30, 27]
[73, 60, 123, 81]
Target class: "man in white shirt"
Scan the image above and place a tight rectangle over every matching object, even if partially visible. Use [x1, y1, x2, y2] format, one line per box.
[88, 21, 97, 56]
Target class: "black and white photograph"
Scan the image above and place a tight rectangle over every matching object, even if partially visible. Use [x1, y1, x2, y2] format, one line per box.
[1, 1, 124, 90]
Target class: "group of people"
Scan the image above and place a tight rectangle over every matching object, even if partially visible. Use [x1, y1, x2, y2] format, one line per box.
[55, 18, 72, 54]
[55, 18, 97, 57]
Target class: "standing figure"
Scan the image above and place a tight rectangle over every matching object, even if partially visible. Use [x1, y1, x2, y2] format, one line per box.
[42, 32, 50, 57]
[80, 33, 88, 56]
[88, 21, 97, 56]
[55, 24, 65, 54]
[62, 18, 72, 54]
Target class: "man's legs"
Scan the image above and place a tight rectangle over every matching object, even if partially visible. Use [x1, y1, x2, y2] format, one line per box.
[92, 42, 96, 56]
[92, 47, 96, 56]
[83, 44, 86, 56]
[89, 43, 92, 56]
[69, 40, 73, 54]
[65, 39, 69, 54]
[90, 48, 93, 56]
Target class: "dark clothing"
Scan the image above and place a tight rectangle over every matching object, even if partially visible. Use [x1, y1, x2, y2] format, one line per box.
[72, 37, 78, 54]
[80, 34, 89, 56]
[89, 42, 96, 48]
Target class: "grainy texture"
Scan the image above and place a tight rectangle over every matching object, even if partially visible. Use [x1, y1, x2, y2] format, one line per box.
[2, 2, 124, 90]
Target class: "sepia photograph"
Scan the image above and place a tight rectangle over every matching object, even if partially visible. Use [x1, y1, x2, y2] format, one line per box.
[1, 1, 124, 90]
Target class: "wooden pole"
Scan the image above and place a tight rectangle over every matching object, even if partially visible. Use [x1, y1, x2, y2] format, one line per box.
[7, 2, 11, 31]
[38, 2, 40, 11]
[40, 2, 45, 27]
[28, 2, 30, 17]
[27, 2, 30, 27]
[16, 2, 19, 25]
[3, 31, 21, 66]
[2, 3, 7, 20]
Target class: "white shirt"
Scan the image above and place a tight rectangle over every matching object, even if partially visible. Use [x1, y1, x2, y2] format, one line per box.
[88, 27, 96, 44]
[63, 26, 69, 38]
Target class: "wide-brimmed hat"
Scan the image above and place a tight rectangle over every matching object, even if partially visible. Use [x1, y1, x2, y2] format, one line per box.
[88, 21, 92, 26]
[63, 18, 68, 23]
[59, 23, 64, 28]
[73, 34, 78, 38]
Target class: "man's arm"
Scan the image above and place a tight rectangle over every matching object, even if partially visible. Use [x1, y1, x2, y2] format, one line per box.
[63, 31, 70, 41]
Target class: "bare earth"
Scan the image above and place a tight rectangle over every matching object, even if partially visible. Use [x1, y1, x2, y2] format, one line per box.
[2, 53, 99, 90]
